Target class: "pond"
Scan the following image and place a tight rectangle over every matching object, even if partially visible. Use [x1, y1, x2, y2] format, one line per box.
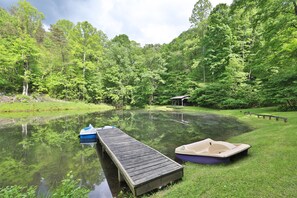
[0, 110, 252, 197]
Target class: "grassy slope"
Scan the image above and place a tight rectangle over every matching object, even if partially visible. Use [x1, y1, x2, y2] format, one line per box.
[0, 101, 112, 113]
[149, 107, 297, 198]
[0, 101, 113, 125]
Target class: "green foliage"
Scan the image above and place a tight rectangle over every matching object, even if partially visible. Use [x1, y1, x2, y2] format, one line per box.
[0, 185, 36, 198]
[0, 0, 296, 109]
[101, 35, 145, 107]
[202, 4, 233, 81]
[14, 94, 31, 103]
[0, 173, 89, 198]
[51, 172, 89, 198]
[11, 0, 44, 38]
[189, 0, 212, 26]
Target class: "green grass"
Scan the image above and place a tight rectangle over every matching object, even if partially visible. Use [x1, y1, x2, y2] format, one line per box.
[147, 106, 297, 198]
[0, 101, 113, 124]
[0, 101, 112, 113]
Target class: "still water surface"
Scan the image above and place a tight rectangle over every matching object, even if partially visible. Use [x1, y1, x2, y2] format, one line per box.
[0, 110, 251, 197]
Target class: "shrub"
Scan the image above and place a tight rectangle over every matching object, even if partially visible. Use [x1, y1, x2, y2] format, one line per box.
[0, 185, 36, 198]
[14, 95, 31, 103]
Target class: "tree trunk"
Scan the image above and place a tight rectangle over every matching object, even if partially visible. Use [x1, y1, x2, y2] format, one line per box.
[83, 52, 86, 78]
[22, 61, 29, 96]
[22, 81, 29, 96]
[82, 52, 86, 101]
[294, 2, 297, 16]
[202, 45, 206, 83]
[149, 94, 153, 105]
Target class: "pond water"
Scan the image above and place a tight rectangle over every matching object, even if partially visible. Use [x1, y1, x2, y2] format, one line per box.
[0, 110, 252, 197]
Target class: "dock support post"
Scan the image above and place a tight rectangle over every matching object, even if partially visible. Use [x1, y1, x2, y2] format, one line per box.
[102, 147, 105, 158]
[118, 169, 124, 183]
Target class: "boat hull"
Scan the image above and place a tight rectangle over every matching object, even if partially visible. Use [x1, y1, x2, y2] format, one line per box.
[79, 135, 97, 143]
[176, 149, 249, 164]
[79, 134, 97, 143]
[79, 125, 115, 143]
[79, 134, 97, 139]
[176, 154, 230, 164]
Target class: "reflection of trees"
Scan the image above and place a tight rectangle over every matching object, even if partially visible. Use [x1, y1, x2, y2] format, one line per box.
[0, 110, 251, 195]
[71, 145, 105, 189]
[98, 111, 251, 158]
[0, 114, 107, 193]
[22, 124, 28, 137]
[0, 124, 33, 186]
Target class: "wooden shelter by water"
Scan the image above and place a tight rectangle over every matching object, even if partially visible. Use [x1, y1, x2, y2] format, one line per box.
[170, 95, 190, 106]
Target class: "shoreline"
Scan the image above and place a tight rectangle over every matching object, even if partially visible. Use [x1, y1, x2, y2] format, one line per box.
[148, 106, 297, 198]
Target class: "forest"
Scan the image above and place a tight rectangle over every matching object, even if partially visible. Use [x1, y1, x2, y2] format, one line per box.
[0, 0, 296, 110]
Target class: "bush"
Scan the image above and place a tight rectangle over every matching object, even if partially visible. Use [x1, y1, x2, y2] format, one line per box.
[0, 185, 36, 198]
[220, 98, 247, 109]
[191, 82, 262, 109]
[278, 105, 297, 111]
[14, 95, 31, 103]
[190, 83, 228, 108]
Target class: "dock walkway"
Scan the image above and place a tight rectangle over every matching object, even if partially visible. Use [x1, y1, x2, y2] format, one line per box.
[97, 128, 183, 196]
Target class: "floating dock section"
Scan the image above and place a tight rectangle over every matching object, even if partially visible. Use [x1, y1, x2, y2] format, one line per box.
[97, 128, 183, 196]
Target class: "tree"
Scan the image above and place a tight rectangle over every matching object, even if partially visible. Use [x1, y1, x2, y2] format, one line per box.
[52, 20, 74, 64]
[34, 20, 75, 99]
[189, 0, 212, 27]
[68, 21, 105, 101]
[189, 0, 213, 82]
[0, 8, 19, 93]
[0, 2, 42, 96]
[9, 0, 44, 95]
[202, 4, 233, 81]
[16, 34, 40, 95]
[246, 0, 297, 108]
[155, 28, 201, 105]
[11, 0, 44, 39]
[133, 44, 166, 106]
[102, 35, 142, 107]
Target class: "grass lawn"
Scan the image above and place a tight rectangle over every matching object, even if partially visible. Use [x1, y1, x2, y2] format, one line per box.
[0, 101, 113, 125]
[0, 101, 112, 113]
[148, 107, 297, 198]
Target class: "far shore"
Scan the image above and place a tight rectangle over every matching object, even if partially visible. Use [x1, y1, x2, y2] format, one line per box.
[0, 97, 113, 125]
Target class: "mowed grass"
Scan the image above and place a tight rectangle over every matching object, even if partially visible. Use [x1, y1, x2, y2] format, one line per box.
[0, 101, 113, 119]
[148, 107, 297, 198]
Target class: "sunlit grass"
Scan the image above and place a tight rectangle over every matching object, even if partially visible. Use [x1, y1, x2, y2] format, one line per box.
[145, 105, 174, 111]
[0, 101, 112, 113]
[0, 101, 113, 125]
[147, 106, 297, 198]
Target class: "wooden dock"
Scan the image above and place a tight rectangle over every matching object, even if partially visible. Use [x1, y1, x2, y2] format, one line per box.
[97, 128, 183, 196]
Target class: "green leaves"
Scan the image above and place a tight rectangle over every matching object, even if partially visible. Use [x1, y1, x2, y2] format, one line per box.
[0, 185, 36, 198]
[51, 171, 89, 198]
[189, 0, 212, 27]
[12, 0, 44, 38]
[202, 4, 233, 81]
[0, 0, 296, 108]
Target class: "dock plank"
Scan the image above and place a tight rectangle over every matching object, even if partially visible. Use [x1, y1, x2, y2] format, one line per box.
[125, 158, 171, 173]
[129, 162, 178, 178]
[123, 156, 166, 168]
[97, 128, 183, 196]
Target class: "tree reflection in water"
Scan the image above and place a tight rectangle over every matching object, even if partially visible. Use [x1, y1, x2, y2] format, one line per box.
[0, 110, 251, 197]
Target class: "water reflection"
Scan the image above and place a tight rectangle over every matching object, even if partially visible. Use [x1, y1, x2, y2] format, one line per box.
[0, 110, 252, 197]
[89, 179, 112, 198]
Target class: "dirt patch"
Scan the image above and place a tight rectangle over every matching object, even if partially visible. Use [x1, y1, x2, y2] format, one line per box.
[0, 95, 61, 103]
[0, 96, 14, 103]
